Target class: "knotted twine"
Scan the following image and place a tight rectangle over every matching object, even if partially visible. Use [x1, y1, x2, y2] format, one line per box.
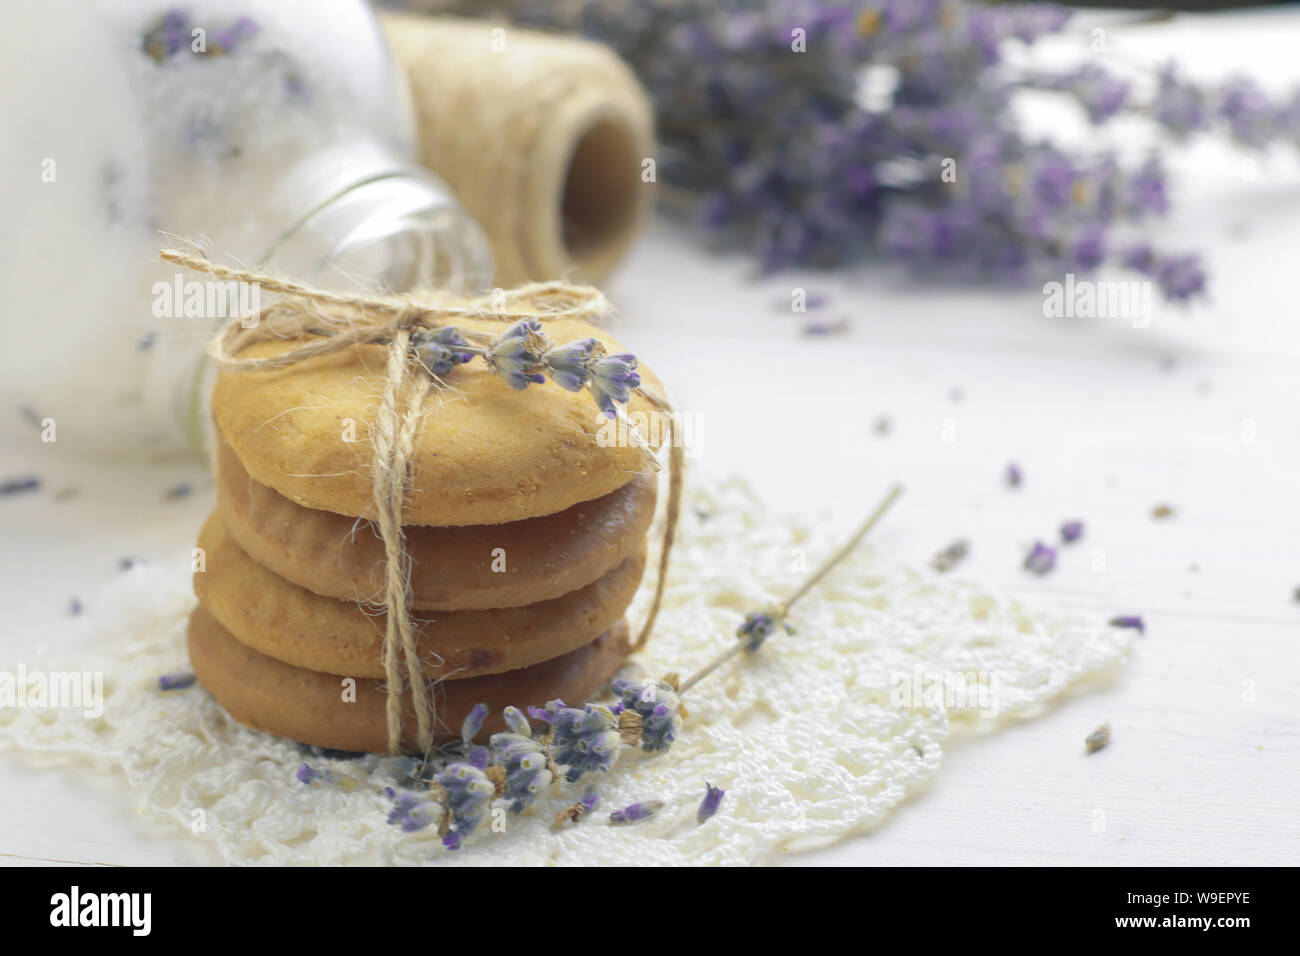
[161, 248, 682, 755]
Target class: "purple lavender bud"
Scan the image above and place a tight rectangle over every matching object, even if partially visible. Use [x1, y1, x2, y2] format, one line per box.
[734, 610, 793, 652]
[383, 787, 438, 833]
[1108, 615, 1145, 635]
[1006, 4, 1073, 43]
[489, 730, 553, 813]
[296, 763, 318, 785]
[435, 762, 495, 849]
[414, 326, 475, 377]
[1006, 463, 1023, 488]
[461, 702, 489, 745]
[579, 787, 599, 815]
[697, 783, 725, 824]
[1121, 244, 1156, 273]
[609, 800, 664, 825]
[1069, 231, 1106, 271]
[546, 703, 623, 782]
[1217, 76, 1275, 150]
[1065, 63, 1130, 124]
[527, 698, 565, 725]
[466, 745, 490, 771]
[157, 672, 196, 691]
[1024, 541, 1057, 576]
[1030, 152, 1076, 209]
[611, 677, 684, 753]
[1127, 157, 1168, 218]
[588, 353, 641, 418]
[1153, 64, 1208, 138]
[502, 705, 531, 738]
[213, 16, 259, 52]
[1060, 520, 1084, 544]
[1154, 255, 1206, 301]
[542, 337, 600, 392]
[0, 476, 40, 496]
[486, 319, 548, 390]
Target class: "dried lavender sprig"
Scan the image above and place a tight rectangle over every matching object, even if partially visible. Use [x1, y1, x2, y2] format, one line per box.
[609, 800, 663, 825]
[678, 483, 903, 694]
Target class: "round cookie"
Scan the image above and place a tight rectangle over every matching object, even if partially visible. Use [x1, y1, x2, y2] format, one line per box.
[194, 512, 645, 680]
[188, 606, 630, 752]
[212, 316, 659, 526]
[215, 434, 657, 610]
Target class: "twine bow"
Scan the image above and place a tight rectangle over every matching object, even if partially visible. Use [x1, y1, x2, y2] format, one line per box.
[163, 248, 682, 754]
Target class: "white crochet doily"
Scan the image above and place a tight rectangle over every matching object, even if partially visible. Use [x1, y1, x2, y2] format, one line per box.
[0, 479, 1129, 865]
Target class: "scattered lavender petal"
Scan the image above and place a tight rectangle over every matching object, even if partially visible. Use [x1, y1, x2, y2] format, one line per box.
[1005, 463, 1022, 488]
[697, 783, 725, 824]
[610, 800, 664, 825]
[1108, 615, 1145, 635]
[158, 672, 196, 691]
[1, 476, 40, 496]
[1023, 541, 1056, 576]
[1060, 520, 1084, 544]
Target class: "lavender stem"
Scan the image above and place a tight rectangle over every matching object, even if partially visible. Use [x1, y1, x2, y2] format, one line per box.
[678, 483, 904, 694]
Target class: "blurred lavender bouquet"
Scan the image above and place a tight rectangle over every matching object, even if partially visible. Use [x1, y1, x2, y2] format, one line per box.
[435, 0, 1300, 302]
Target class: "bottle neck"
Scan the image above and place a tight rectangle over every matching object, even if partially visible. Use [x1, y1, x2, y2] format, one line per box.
[178, 155, 494, 456]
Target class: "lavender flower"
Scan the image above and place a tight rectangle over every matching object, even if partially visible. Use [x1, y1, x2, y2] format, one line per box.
[434, 762, 495, 850]
[1153, 64, 1208, 139]
[489, 706, 554, 813]
[697, 783, 725, 824]
[611, 677, 684, 753]
[486, 319, 548, 390]
[588, 354, 641, 418]
[413, 326, 475, 377]
[542, 337, 600, 391]
[1005, 463, 1022, 488]
[479, 0, 1206, 301]
[735, 610, 792, 652]
[531, 700, 623, 782]
[461, 702, 489, 744]
[211, 16, 260, 54]
[1108, 615, 1145, 635]
[1063, 63, 1130, 124]
[383, 786, 438, 833]
[1060, 520, 1084, 544]
[609, 800, 663, 825]
[1023, 541, 1056, 576]
[157, 672, 196, 691]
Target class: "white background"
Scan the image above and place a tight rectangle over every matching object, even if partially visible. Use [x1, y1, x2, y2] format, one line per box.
[1, 9, 1297, 865]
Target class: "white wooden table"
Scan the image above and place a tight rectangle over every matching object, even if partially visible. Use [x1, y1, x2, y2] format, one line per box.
[1, 8, 1297, 866]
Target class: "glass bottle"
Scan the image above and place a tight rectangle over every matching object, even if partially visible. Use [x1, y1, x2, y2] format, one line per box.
[0, 0, 493, 459]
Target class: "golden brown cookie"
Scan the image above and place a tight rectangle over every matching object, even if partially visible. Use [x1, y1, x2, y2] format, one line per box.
[211, 316, 658, 526]
[188, 605, 630, 752]
[194, 512, 645, 680]
[214, 435, 656, 610]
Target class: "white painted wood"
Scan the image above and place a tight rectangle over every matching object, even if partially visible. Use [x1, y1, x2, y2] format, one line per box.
[1, 9, 1297, 866]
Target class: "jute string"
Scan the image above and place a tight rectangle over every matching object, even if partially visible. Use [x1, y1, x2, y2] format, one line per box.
[162, 248, 681, 753]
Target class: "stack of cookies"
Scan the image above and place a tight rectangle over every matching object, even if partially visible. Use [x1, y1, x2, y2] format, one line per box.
[188, 315, 659, 753]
